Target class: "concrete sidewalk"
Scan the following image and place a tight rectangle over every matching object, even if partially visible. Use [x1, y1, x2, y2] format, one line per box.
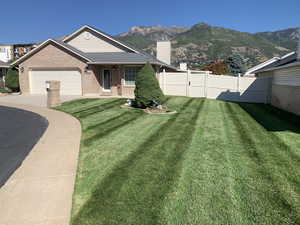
[0, 103, 81, 225]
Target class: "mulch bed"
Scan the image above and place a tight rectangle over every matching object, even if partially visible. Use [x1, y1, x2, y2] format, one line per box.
[121, 104, 176, 115]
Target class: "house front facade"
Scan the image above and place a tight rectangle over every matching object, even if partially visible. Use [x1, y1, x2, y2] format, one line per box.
[12, 25, 177, 97]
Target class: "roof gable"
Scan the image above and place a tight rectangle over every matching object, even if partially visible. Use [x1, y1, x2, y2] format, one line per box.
[11, 39, 91, 66]
[63, 25, 138, 53]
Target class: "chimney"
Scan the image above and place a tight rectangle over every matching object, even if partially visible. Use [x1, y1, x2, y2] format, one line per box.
[157, 41, 171, 65]
[297, 38, 300, 61]
[179, 63, 187, 71]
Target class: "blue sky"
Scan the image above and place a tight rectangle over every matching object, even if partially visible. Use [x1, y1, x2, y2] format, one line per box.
[1, 0, 299, 44]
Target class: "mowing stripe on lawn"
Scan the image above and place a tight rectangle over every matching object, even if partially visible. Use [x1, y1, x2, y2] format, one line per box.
[58, 98, 119, 114]
[83, 110, 144, 146]
[238, 103, 300, 133]
[84, 111, 136, 131]
[224, 102, 300, 224]
[228, 103, 300, 186]
[82, 97, 175, 146]
[75, 99, 125, 118]
[72, 98, 205, 225]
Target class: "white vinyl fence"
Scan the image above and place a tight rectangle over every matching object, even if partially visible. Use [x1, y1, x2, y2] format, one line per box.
[159, 70, 272, 103]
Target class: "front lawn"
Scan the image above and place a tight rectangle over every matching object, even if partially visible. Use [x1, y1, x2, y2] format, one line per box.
[56, 97, 300, 225]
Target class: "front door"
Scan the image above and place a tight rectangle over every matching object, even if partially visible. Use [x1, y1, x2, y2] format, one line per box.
[102, 69, 112, 92]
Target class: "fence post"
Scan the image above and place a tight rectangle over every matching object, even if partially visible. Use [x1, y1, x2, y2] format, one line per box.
[204, 71, 209, 98]
[162, 69, 166, 93]
[186, 69, 191, 97]
[237, 73, 241, 94]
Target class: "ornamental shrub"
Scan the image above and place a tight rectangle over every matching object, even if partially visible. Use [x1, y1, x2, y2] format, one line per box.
[5, 68, 19, 92]
[134, 62, 165, 108]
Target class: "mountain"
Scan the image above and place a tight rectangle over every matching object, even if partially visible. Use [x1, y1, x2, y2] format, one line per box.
[118, 25, 189, 50]
[255, 27, 300, 51]
[116, 23, 292, 69]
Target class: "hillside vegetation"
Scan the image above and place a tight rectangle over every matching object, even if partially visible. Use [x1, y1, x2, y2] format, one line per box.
[116, 23, 298, 69]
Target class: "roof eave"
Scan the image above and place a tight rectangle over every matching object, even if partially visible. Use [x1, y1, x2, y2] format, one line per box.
[87, 61, 180, 71]
[11, 39, 91, 67]
[257, 61, 300, 73]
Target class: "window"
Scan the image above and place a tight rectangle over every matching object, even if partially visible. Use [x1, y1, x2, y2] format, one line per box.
[0, 47, 5, 53]
[124, 67, 139, 86]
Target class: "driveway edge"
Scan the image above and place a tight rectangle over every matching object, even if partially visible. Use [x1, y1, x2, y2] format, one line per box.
[0, 103, 81, 225]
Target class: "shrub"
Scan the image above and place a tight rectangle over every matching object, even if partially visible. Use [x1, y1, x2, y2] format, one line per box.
[0, 89, 12, 93]
[134, 62, 165, 108]
[5, 68, 19, 92]
[201, 60, 229, 75]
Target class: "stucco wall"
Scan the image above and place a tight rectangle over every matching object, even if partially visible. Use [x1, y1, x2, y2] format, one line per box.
[271, 84, 300, 116]
[67, 30, 125, 53]
[18, 43, 101, 94]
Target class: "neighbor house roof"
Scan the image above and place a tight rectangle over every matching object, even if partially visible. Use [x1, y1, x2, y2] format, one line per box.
[255, 52, 297, 73]
[245, 57, 280, 75]
[0, 60, 9, 68]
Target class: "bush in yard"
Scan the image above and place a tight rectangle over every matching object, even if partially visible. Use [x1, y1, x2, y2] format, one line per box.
[134, 62, 165, 108]
[5, 68, 19, 92]
[201, 60, 229, 75]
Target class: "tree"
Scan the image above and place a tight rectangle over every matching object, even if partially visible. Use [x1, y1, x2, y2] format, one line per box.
[201, 60, 229, 75]
[5, 68, 19, 92]
[134, 62, 165, 108]
[225, 54, 246, 76]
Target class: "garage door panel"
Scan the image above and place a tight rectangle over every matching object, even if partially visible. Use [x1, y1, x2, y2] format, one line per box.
[30, 70, 82, 95]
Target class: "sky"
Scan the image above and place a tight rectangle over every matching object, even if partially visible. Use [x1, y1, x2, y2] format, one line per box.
[1, 0, 299, 44]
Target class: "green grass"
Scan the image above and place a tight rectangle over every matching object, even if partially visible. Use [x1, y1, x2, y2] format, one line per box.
[0, 89, 12, 93]
[55, 97, 300, 225]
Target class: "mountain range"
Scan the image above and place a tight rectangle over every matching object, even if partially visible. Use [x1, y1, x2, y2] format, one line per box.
[116, 23, 300, 69]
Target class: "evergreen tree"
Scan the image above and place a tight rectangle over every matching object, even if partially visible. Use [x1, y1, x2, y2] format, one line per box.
[225, 54, 246, 76]
[5, 68, 19, 92]
[134, 62, 165, 108]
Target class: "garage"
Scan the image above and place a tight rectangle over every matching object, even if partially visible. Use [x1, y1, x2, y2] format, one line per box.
[30, 69, 82, 95]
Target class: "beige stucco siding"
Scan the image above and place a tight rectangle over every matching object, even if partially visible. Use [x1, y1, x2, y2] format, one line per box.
[67, 30, 125, 53]
[18, 43, 101, 95]
[271, 84, 300, 116]
[269, 66, 300, 116]
[273, 66, 300, 86]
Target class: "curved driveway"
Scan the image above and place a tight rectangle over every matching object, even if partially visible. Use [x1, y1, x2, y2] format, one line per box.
[0, 106, 48, 187]
[0, 103, 81, 225]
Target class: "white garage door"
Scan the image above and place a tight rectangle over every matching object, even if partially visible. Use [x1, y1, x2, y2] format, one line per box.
[30, 70, 82, 95]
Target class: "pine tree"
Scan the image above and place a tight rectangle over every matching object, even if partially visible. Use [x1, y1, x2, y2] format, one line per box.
[226, 54, 246, 76]
[134, 62, 165, 108]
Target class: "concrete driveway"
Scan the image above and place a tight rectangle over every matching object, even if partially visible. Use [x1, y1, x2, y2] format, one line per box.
[0, 94, 82, 107]
[0, 106, 48, 187]
[0, 103, 81, 225]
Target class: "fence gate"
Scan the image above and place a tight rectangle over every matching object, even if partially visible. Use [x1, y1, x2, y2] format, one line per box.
[159, 70, 272, 103]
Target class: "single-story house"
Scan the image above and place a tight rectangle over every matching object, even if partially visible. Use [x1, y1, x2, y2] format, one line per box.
[255, 45, 300, 116]
[12, 25, 178, 96]
[0, 60, 9, 89]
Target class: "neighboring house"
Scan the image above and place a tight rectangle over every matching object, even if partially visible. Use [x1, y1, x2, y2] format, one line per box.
[255, 45, 300, 116]
[245, 52, 295, 76]
[12, 25, 178, 96]
[0, 43, 37, 63]
[0, 60, 9, 89]
[0, 45, 13, 63]
[13, 43, 37, 59]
